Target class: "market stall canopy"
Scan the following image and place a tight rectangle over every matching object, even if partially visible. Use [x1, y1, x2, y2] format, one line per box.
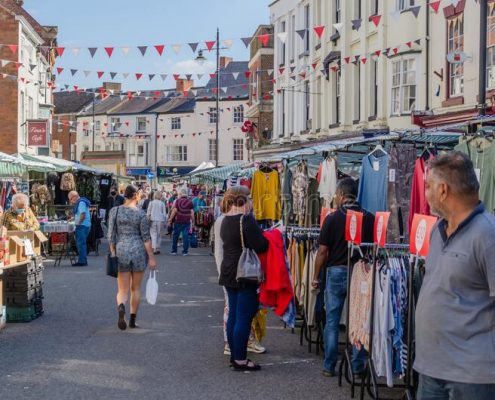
[190, 162, 251, 183]
[0, 152, 56, 175]
[189, 162, 216, 175]
[18, 154, 108, 175]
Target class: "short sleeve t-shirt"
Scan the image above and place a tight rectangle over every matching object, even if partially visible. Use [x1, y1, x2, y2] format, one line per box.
[414, 204, 495, 384]
[319, 203, 375, 268]
[174, 197, 193, 224]
[76, 201, 91, 227]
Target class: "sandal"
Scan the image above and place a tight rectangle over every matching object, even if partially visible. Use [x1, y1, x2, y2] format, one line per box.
[231, 359, 261, 371]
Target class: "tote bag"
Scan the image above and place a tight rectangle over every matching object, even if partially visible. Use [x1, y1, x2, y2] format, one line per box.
[236, 215, 263, 283]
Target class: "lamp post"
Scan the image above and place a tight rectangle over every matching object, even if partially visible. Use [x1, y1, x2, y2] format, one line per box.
[479, 0, 488, 116]
[196, 28, 225, 167]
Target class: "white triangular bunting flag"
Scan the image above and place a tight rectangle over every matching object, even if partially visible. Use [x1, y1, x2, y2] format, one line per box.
[277, 32, 288, 43]
[232, 72, 240, 80]
[197, 74, 204, 80]
[136, 91, 141, 96]
[191, 89, 198, 96]
[222, 87, 228, 93]
[333, 23, 344, 33]
[160, 74, 167, 81]
[0, 60, 9, 67]
[123, 73, 130, 79]
[84, 70, 91, 77]
[72, 47, 80, 56]
[223, 39, 233, 49]
[121, 47, 131, 56]
[451, 0, 460, 7]
[268, 69, 274, 77]
[109, 89, 114, 95]
[172, 44, 181, 54]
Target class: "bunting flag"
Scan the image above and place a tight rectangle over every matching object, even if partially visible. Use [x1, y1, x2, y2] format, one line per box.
[296, 29, 306, 40]
[97, 71, 104, 79]
[123, 72, 130, 79]
[370, 15, 381, 27]
[135, 73, 143, 80]
[173, 74, 180, 80]
[56, 67, 64, 74]
[72, 47, 80, 56]
[361, 57, 367, 65]
[351, 19, 362, 31]
[406, 41, 412, 48]
[333, 23, 344, 33]
[374, 50, 381, 57]
[104, 47, 114, 57]
[232, 72, 239, 80]
[186, 74, 192, 81]
[154, 45, 165, 56]
[209, 73, 216, 79]
[110, 72, 117, 80]
[88, 47, 98, 57]
[277, 32, 288, 43]
[267, 69, 274, 76]
[244, 71, 252, 79]
[241, 37, 252, 47]
[8, 44, 18, 54]
[56, 47, 65, 57]
[393, 48, 399, 55]
[259, 34, 269, 46]
[451, 0, 461, 7]
[410, 6, 421, 18]
[313, 25, 325, 38]
[138, 46, 148, 56]
[172, 45, 181, 55]
[290, 66, 296, 73]
[160, 74, 167, 81]
[223, 39, 233, 49]
[196, 74, 203, 80]
[279, 67, 285, 75]
[188, 42, 198, 53]
[414, 39, 421, 46]
[205, 41, 216, 51]
[122, 47, 131, 56]
[149, 74, 155, 81]
[429, 1, 441, 14]
[84, 70, 91, 77]
[71, 69, 78, 76]
[344, 57, 351, 64]
[383, 48, 391, 56]
[311, 63, 318, 70]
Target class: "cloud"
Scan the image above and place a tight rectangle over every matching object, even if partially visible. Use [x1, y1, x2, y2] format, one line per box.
[169, 60, 215, 75]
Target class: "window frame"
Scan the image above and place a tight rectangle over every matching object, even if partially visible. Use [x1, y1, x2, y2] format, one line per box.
[208, 107, 218, 124]
[354, 62, 361, 122]
[171, 116, 182, 130]
[136, 116, 147, 132]
[390, 57, 417, 116]
[335, 0, 341, 23]
[233, 105, 244, 124]
[396, 0, 415, 12]
[233, 139, 244, 161]
[208, 139, 217, 161]
[304, 80, 310, 130]
[281, 20, 286, 65]
[335, 69, 341, 124]
[111, 117, 121, 133]
[487, 3, 495, 89]
[446, 14, 464, 97]
[167, 145, 188, 162]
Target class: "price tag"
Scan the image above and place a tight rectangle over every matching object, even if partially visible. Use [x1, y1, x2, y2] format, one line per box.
[23, 239, 34, 256]
[389, 169, 396, 182]
[373, 161, 380, 172]
[374, 212, 391, 248]
[475, 168, 481, 183]
[345, 210, 363, 245]
[410, 214, 438, 257]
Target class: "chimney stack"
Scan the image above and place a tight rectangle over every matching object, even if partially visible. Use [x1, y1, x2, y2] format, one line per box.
[219, 57, 233, 69]
[176, 78, 194, 94]
[103, 82, 122, 92]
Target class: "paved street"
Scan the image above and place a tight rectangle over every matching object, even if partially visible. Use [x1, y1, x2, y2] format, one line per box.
[0, 239, 376, 400]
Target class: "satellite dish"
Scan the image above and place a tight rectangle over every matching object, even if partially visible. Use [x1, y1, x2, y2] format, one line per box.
[447, 51, 471, 64]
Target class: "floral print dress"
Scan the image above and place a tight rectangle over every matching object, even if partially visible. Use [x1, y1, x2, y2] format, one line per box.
[107, 206, 151, 272]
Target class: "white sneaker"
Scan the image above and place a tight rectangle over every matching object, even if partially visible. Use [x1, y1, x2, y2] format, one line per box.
[223, 344, 231, 356]
[247, 340, 267, 354]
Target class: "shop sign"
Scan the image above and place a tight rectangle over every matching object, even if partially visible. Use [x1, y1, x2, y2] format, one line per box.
[126, 167, 150, 176]
[345, 210, 363, 245]
[157, 166, 195, 177]
[27, 120, 48, 147]
[374, 212, 391, 248]
[410, 214, 437, 257]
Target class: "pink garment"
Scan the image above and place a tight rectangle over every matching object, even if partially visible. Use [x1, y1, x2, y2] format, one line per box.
[408, 157, 431, 234]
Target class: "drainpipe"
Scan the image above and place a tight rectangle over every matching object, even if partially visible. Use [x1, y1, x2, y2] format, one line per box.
[479, 0, 488, 116]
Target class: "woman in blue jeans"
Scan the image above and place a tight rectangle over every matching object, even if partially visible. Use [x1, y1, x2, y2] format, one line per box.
[219, 186, 269, 371]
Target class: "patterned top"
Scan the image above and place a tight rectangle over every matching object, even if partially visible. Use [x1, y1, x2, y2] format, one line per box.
[107, 206, 151, 270]
[2, 208, 40, 231]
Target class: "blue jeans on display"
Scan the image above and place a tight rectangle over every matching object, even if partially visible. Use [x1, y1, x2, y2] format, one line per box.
[324, 266, 366, 374]
[225, 286, 259, 362]
[75, 225, 90, 264]
[172, 222, 190, 254]
[417, 374, 495, 400]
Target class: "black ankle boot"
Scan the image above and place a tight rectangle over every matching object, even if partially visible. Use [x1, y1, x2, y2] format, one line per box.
[117, 303, 127, 330]
[129, 313, 138, 328]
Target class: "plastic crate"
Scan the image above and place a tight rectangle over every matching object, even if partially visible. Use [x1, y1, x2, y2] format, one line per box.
[50, 232, 67, 245]
[4, 274, 38, 291]
[6, 304, 41, 322]
[4, 287, 43, 307]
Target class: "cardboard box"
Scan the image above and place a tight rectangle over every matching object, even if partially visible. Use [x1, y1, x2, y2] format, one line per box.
[8, 236, 25, 264]
[6, 231, 48, 257]
[0, 226, 7, 241]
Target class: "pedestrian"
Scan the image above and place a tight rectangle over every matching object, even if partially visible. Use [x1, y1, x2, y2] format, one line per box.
[105, 187, 117, 224]
[415, 152, 495, 400]
[219, 186, 269, 371]
[68, 191, 92, 267]
[167, 187, 194, 256]
[312, 178, 375, 378]
[192, 191, 207, 212]
[147, 191, 167, 254]
[214, 195, 266, 358]
[107, 184, 157, 330]
[2, 193, 40, 231]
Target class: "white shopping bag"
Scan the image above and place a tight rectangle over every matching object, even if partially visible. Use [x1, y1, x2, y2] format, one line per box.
[146, 271, 159, 305]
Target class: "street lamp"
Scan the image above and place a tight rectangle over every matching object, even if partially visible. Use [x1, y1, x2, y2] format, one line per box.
[195, 28, 225, 167]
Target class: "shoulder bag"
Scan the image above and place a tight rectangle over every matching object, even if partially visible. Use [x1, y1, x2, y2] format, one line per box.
[236, 215, 263, 283]
[106, 206, 120, 278]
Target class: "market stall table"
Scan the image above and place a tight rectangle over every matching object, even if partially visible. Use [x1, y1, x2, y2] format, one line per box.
[40, 221, 76, 267]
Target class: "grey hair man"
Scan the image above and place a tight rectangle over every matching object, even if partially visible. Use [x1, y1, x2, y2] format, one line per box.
[415, 151, 495, 399]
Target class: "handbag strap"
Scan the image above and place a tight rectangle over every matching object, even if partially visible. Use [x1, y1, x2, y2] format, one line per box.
[239, 214, 245, 250]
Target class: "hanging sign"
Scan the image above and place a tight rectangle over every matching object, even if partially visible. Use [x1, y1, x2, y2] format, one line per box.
[374, 212, 391, 248]
[320, 207, 336, 228]
[345, 210, 363, 245]
[409, 214, 437, 257]
[27, 120, 48, 147]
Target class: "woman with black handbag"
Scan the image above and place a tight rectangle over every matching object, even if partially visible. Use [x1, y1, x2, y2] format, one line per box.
[107, 185, 157, 330]
[219, 186, 269, 371]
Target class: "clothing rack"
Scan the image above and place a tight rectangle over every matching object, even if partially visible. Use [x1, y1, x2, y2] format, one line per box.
[337, 242, 416, 400]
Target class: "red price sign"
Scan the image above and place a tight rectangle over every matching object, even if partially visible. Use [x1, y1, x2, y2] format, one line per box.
[320, 207, 336, 228]
[345, 210, 363, 245]
[410, 214, 438, 257]
[374, 212, 391, 248]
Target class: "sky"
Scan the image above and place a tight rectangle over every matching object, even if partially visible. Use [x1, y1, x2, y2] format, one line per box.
[23, 0, 272, 91]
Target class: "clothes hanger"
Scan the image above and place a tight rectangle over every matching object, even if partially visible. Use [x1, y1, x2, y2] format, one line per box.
[368, 143, 387, 157]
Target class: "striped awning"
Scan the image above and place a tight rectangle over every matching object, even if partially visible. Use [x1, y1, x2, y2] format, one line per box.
[0, 152, 56, 175]
[190, 162, 251, 183]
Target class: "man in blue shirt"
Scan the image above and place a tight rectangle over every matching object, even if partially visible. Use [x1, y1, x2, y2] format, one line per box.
[192, 191, 207, 213]
[69, 191, 92, 267]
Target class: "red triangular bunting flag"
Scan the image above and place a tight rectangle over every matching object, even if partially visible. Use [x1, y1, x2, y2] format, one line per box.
[279, 67, 285, 75]
[135, 73, 143, 80]
[430, 1, 441, 14]
[406, 42, 412, 48]
[73, 85, 79, 91]
[271, 79, 276, 84]
[56, 67, 64, 74]
[183, 90, 188, 97]
[205, 41, 215, 51]
[361, 57, 367, 64]
[370, 15, 382, 27]
[127, 91, 133, 100]
[154, 45, 165, 56]
[331, 66, 338, 72]
[173, 74, 180, 80]
[209, 73, 216, 79]
[104, 47, 114, 57]
[56, 47, 65, 57]
[245, 71, 252, 79]
[8, 45, 17, 54]
[393, 48, 399, 55]
[125, 121, 129, 127]
[97, 71, 104, 79]
[344, 57, 351, 64]
[313, 25, 325, 38]
[374, 50, 381, 57]
[258, 34, 270, 46]
[312, 63, 318, 70]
